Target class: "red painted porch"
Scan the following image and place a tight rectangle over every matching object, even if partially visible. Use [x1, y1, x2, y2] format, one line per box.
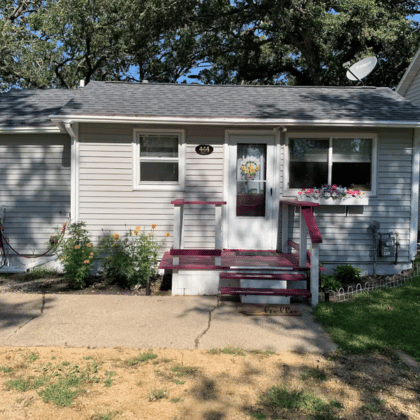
[159, 249, 310, 271]
[163, 199, 323, 306]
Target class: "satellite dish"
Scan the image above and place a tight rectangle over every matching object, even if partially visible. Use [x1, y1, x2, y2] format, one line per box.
[344, 56, 377, 85]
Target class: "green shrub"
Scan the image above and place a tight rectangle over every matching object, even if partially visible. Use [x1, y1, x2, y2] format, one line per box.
[320, 275, 342, 291]
[333, 264, 361, 284]
[59, 222, 98, 289]
[98, 225, 167, 289]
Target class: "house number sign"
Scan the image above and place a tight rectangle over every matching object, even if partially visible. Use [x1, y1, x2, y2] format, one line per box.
[195, 145, 213, 155]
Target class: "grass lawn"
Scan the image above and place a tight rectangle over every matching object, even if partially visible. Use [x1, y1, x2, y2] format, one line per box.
[314, 271, 420, 362]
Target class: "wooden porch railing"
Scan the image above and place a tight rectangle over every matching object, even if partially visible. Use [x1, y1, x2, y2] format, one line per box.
[280, 200, 323, 306]
[170, 200, 227, 266]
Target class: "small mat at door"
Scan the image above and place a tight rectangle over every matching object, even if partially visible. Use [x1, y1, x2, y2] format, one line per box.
[237, 303, 301, 316]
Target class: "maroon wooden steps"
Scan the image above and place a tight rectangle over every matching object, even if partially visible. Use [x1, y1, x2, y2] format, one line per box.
[169, 248, 222, 256]
[220, 287, 311, 297]
[219, 272, 307, 281]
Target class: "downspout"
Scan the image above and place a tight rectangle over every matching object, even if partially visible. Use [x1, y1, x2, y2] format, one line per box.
[369, 221, 380, 277]
[64, 122, 79, 223]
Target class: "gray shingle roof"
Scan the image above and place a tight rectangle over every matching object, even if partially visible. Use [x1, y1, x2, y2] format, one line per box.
[0, 88, 76, 127]
[51, 81, 420, 123]
[2, 82, 420, 128]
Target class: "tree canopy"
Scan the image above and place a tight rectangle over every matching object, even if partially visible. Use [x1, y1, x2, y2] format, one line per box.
[0, 0, 419, 91]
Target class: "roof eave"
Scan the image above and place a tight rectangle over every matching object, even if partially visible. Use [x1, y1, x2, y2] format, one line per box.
[50, 115, 420, 128]
[396, 47, 420, 96]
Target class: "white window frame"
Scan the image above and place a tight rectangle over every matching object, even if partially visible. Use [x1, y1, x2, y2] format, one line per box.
[133, 128, 185, 191]
[284, 132, 378, 196]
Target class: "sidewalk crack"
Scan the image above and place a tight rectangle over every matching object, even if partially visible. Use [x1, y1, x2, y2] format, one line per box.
[194, 305, 217, 349]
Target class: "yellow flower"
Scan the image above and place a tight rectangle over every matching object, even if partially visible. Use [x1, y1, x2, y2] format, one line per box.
[255, 166, 260, 171]
[87, 243, 92, 247]
[166, 232, 171, 237]
[248, 163, 253, 169]
[83, 260, 90, 264]
[90, 252, 94, 256]
[112, 233, 120, 240]
[151, 224, 157, 230]
[133, 231, 138, 236]
[89, 255, 93, 259]
[148, 233, 153, 236]
[244, 169, 249, 174]
[241, 165, 246, 171]
[135, 226, 141, 231]
[61, 256, 66, 260]
[74, 245, 81, 250]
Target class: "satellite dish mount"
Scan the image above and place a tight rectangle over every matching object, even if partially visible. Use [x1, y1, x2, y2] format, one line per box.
[343, 56, 377, 86]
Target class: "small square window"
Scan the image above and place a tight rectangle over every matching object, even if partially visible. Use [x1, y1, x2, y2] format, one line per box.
[133, 130, 185, 190]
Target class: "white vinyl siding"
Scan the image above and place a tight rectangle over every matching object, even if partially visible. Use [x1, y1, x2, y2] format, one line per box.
[78, 124, 225, 251]
[0, 134, 71, 266]
[404, 70, 420, 107]
[286, 128, 413, 266]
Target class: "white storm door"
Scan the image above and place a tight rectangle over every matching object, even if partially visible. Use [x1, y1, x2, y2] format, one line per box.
[227, 134, 275, 250]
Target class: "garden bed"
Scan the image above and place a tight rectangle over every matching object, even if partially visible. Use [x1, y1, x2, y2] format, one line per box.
[0, 272, 172, 296]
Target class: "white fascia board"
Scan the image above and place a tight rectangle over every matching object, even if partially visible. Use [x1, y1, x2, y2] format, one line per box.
[396, 48, 420, 96]
[0, 126, 61, 133]
[50, 116, 420, 128]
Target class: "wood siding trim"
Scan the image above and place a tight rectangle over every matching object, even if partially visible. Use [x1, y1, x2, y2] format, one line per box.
[65, 123, 79, 222]
[411, 128, 420, 260]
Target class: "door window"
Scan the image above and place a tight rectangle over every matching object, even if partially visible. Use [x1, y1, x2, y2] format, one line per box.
[236, 143, 266, 217]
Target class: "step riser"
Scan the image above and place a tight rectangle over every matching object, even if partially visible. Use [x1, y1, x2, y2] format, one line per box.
[220, 287, 311, 298]
[220, 274, 307, 281]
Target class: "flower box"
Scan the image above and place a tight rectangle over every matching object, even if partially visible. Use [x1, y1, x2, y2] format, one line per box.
[297, 185, 369, 205]
[297, 196, 369, 205]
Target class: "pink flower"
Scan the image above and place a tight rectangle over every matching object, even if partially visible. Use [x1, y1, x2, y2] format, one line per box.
[297, 191, 302, 195]
[331, 184, 338, 189]
[305, 188, 314, 194]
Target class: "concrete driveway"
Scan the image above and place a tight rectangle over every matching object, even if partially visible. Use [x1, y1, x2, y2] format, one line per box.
[0, 293, 337, 353]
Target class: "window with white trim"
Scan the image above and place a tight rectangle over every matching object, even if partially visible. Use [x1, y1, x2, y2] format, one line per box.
[133, 130, 185, 189]
[286, 134, 376, 193]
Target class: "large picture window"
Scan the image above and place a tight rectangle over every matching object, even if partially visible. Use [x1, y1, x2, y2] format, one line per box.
[133, 129, 185, 190]
[287, 134, 376, 193]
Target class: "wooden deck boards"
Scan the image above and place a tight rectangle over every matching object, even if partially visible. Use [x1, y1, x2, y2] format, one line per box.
[159, 250, 308, 271]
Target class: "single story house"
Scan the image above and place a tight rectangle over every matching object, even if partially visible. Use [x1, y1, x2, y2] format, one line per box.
[1, 81, 420, 305]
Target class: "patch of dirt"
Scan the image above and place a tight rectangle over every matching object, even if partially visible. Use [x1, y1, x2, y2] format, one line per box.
[0, 347, 419, 420]
[0, 273, 172, 296]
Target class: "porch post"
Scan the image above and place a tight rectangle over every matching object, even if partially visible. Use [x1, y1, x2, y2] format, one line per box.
[214, 204, 223, 266]
[299, 209, 308, 267]
[281, 203, 289, 253]
[310, 243, 320, 306]
[173, 203, 184, 266]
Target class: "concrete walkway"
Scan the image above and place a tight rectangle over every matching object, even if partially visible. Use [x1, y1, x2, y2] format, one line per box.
[0, 293, 337, 353]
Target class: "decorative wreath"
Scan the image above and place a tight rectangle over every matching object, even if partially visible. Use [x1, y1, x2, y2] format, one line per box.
[239, 157, 261, 178]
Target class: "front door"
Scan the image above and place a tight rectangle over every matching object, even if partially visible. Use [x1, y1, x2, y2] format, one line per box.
[227, 134, 275, 249]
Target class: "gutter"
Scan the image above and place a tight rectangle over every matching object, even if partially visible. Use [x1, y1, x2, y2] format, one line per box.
[0, 126, 62, 133]
[50, 115, 420, 128]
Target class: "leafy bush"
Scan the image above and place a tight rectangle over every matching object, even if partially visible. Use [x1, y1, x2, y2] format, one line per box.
[320, 275, 342, 291]
[333, 264, 361, 284]
[59, 222, 97, 289]
[98, 225, 167, 289]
